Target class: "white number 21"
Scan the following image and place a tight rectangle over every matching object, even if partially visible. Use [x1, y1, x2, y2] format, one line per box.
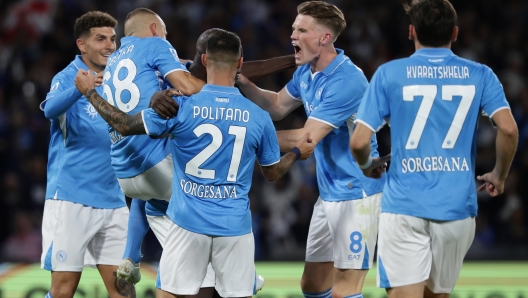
[403, 85, 475, 150]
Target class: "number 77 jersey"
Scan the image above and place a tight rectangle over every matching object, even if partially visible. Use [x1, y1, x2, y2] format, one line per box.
[356, 48, 510, 221]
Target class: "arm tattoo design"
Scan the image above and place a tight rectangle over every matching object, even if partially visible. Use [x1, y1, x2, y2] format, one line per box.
[113, 272, 137, 298]
[262, 152, 296, 181]
[85, 88, 146, 136]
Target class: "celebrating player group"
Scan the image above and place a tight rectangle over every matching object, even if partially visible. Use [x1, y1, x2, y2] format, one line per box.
[40, 0, 518, 298]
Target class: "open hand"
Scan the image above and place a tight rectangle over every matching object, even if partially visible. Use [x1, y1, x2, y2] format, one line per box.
[74, 69, 95, 96]
[150, 89, 183, 119]
[477, 171, 504, 197]
[295, 133, 315, 160]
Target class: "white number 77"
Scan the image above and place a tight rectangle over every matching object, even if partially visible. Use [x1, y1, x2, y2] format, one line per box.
[403, 85, 475, 150]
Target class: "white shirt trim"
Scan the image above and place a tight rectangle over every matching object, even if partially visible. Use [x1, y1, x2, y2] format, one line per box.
[308, 116, 338, 129]
[325, 59, 346, 76]
[260, 159, 280, 167]
[488, 106, 510, 119]
[163, 68, 189, 79]
[141, 110, 151, 135]
[285, 87, 302, 101]
[355, 119, 377, 132]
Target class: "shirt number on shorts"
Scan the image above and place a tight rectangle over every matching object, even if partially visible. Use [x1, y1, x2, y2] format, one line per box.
[185, 124, 246, 182]
[102, 58, 141, 113]
[403, 85, 475, 149]
[349, 231, 363, 254]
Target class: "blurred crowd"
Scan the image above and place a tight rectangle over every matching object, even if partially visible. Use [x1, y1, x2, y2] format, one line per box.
[0, 0, 527, 262]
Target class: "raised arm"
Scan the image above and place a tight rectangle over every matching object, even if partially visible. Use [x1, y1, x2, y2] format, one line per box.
[236, 74, 302, 120]
[477, 109, 518, 196]
[74, 69, 147, 136]
[241, 54, 296, 83]
[165, 70, 205, 96]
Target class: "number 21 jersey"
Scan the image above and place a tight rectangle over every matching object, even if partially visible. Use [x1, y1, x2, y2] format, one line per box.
[356, 48, 510, 221]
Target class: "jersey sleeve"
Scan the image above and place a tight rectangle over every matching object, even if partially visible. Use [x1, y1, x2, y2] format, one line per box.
[40, 71, 83, 119]
[141, 108, 178, 136]
[148, 38, 188, 78]
[355, 67, 390, 132]
[480, 66, 510, 117]
[257, 114, 281, 166]
[308, 75, 367, 128]
[285, 68, 302, 101]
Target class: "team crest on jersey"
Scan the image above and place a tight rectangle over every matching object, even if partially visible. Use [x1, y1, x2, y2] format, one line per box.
[56, 250, 67, 262]
[300, 81, 307, 89]
[315, 88, 323, 100]
[84, 103, 99, 119]
[50, 82, 60, 92]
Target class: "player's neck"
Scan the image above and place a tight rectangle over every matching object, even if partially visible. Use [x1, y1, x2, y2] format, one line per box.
[310, 45, 338, 73]
[415, 41, 452, 51]
[206, 68, 236, 87]
[189, 59, 207, 82]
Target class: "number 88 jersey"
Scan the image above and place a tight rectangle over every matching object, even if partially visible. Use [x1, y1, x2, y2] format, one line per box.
[102, 36, 188, 179]
[355, 48, 510, 221]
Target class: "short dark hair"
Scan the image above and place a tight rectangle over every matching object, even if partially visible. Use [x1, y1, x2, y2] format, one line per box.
[74, 11, 117, 39]
[297, 1, 346, 41]
[404, 0, 457, 47]
[206, 30, 242, 66]
[125, 7, 158, 24]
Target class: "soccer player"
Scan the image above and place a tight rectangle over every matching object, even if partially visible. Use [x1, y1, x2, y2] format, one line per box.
[39, 12, 133, 298]
[74, 29, 313, 298]
[350, 0, 518, 297]
[235, 2, 387, 298]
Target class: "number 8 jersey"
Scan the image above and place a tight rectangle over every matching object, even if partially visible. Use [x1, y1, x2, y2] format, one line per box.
[102, 36, 188, 178]
[356, 48, 510, 221]
[142, 84, 281, 236]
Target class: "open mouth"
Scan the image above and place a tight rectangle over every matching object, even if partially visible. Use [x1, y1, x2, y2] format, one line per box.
[293, 44, 302, 58]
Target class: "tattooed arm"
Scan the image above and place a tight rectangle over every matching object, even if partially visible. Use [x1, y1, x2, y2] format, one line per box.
[259, 132, 314, 181]
[74, 69, 147, 136]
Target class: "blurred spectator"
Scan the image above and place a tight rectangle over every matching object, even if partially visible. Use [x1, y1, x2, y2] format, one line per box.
[1, 211, 42, 262]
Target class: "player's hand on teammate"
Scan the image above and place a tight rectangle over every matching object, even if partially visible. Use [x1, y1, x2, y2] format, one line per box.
[477, 171, 505, 197]
[361, 154, 390, 179]
[74, 69, 96, 96]
[150, 89, 183, 119]
[295, 133, 315, 160]
[94, 71, 104, 87]
[235, 72, 248, 85]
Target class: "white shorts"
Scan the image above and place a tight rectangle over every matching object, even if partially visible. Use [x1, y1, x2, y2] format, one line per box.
[158, 221, 255, 297]
[305, 193, 381, 269]
[117, 154, 173, 201]
[41, 199, 128, 271]
[146, 215, 215, 288]
[377, 213, 475, 293]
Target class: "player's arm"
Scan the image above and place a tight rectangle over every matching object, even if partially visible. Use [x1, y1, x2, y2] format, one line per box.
[40, 77, 83, 119]
[260, 133, 313, 181]
[477, 109, 518, 196]
[165, 70, 205, 96]
[236, 74, 302, 120]
[276, 119, 333, 151]
[241, 54, 296, 82]
[74, 70, 147, 136]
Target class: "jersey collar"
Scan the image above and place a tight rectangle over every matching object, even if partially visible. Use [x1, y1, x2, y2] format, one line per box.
[72, 55, 97, 74]
[120, 36, 141, 46]
[201, 84, 242, 96]
[412, 48, 455, 57]
[321, 48, 346, 77]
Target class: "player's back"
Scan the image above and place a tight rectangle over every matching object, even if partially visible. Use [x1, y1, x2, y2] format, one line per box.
[102, 36, 186, 179]
[375, 48, 509, 220]
[161, 85, 279, 236]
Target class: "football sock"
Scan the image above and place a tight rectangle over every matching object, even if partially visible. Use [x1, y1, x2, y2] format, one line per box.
[303, 288, 332, 298]
[122, 199, 149, 263]
[344, 294, 363, 298]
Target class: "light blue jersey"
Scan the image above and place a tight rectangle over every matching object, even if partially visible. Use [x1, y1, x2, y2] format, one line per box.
[285, 49, 385, 201]
[40, 55, 125, 208]
[145, 199, 168, 217]
[142, 84, 281, 236]
[356, 48, 510, 221]
[102, 36, 188, 178]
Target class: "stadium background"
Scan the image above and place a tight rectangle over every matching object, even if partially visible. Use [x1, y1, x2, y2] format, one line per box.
[0, 0, 526, 296]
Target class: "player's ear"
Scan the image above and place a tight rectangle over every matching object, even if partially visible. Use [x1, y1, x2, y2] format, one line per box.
[320, 33, 332, 45]
[150, 23, 158, 37]
[201, 54, 207, 67]
[408, 24, 415, 41]
[237, 57, 243, 69]
[451, 26, 459, 43]
[76, 38, 86, 54]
